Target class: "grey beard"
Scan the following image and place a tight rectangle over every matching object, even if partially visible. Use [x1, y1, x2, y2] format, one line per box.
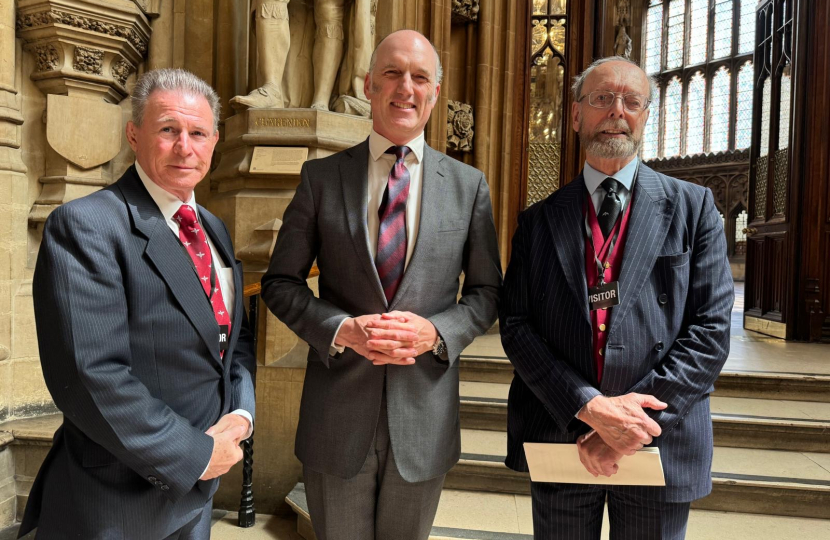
[581, 130, 642, 159]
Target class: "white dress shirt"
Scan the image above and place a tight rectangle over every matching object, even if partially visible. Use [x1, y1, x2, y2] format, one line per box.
[582, 156, 638, 214]
[135, 163, 253, 470]
[330, 130, 427, 353]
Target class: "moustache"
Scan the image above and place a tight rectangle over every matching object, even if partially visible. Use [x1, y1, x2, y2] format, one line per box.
[593, 121, 632, 136]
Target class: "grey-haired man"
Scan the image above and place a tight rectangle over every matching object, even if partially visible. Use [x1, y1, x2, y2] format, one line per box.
[19, 68, 256, 539]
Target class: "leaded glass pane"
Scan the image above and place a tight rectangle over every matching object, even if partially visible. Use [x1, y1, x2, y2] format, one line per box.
[686, 72, 706, 155]
[735, 210, 748, 242]
[642, 90, 661, 159]
[645, 5, 664, 74]
[709, 67, 731, 152]
[759, 76, 772, 157]
[532, 0, 547, 15]
[527, 51, 564, 206]
[713, 0, 734, 59]
[664, 77, 683, 156]
[688, 0, 709, 65]
[778, 67, 792, 149]
[738, 0, 756, 54]
[735, 62, 753, 148]
[667, 0, 686, 69]
[531, 20, 546, 55]
[550, 19, 566, 54]
[549, 0, 566, 15]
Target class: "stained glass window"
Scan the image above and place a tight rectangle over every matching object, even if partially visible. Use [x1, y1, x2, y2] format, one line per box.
[709, 67, 731, 152]
[686, 73, 706, 155]
[666, 0, 686, 69]
[664, 78, 682, 157]
[735, 61, 753, 149]
[778, 68, 792, 149]
[759, 77, 772, 157]
[738, 0, 756, 54]
[644, 4, 664, 74]
[713, 0, 734, 58]
[642, 1, 754, 158]
[688, 0, 709, 65]
[642, 90, 661, 160]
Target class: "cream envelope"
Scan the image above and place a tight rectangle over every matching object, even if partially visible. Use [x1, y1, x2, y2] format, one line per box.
[523, 443, 666, 486]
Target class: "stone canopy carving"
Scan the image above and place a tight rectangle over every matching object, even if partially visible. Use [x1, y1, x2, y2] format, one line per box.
[446, 100, 474, 153]
[229, 0, 378, 117]
[451, 0, 480, 24]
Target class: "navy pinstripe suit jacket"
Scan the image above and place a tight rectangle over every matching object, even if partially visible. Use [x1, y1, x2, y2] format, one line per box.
[20, 167, 257, 538]
[500, 164, 733, 502]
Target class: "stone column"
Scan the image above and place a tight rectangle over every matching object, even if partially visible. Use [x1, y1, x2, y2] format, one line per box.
[15, 0, 150, 225]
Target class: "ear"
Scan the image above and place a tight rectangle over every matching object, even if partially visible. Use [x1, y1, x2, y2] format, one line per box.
[433, 82, 441, 101]
[571, 101, 581, 133]
[125, 121, 139, 152]
[364, 72, 373, 100]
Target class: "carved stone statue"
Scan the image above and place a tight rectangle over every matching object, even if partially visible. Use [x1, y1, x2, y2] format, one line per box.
[613, 0, 632, 59]
[230, 0, 376, 115]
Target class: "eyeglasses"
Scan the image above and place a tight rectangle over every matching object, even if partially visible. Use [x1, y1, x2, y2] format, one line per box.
[578, 90, 651, 112]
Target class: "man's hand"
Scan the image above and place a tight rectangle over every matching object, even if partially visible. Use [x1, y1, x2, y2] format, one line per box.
[576, 430, 623, 477]
[200, 414, 249, 480]
[366, 311, 438, 364]
[335, 314, 419, 365]
[577, 393, 667, 455]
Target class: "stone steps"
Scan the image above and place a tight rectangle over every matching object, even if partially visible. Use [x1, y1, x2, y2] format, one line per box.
[459, 355, 830, 403]
[459, 381, 830, 453]
[284, 483, 830, 539]
[446, 429, 830, 520]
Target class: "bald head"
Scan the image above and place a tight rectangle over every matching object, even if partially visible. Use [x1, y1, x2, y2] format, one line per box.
[369, 30, 443, 86]
[572, 56, 655, 102]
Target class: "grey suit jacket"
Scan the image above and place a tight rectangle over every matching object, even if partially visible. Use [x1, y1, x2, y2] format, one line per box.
[261, 139, 501, 483]
[20, 166, 257, 539]
[500, 164, 733, 502]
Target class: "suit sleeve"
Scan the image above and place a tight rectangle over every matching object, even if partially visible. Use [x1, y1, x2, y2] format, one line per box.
[627, 188, 733, 431]
[260, 163, 352, 366]
[500, 208, 602, 433]
[227, 248, 257, 422]
[33, 204, 213, 503]
[427, 174, 502, 365]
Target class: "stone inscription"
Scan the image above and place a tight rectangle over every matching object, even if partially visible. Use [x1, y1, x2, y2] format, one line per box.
[250, 147, 309, 175]
[254, 117, 311, 128]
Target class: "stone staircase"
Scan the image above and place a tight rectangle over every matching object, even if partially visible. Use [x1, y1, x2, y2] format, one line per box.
[285, 341, 830, 539]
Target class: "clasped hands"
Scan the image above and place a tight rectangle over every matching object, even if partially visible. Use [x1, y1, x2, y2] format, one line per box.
[575, 393, 667, 478]
[335, 311, 437, 366]
[200, 413, 250, 480]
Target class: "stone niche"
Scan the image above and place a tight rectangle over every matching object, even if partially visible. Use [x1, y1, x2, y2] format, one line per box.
[209, 108, 371, 512]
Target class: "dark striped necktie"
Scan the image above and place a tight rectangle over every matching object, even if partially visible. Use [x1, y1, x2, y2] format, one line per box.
[597, 177, 622, 239]
[376, 145, 411, 303]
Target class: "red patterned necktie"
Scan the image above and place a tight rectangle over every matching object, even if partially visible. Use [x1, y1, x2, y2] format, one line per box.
[375, 146, 411, 303]
[174, 204, 231, 356]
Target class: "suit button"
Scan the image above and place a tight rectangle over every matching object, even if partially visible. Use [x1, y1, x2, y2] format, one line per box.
[654, 341, 664, 352]
[658, 293, 669, 305]
[598, 348, 604, 356]
[599, 324, 606, 332]
[160, 485, 169, 492]
[148, 476, 157, 483]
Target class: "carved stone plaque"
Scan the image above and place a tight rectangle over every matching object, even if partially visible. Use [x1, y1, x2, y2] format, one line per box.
[250, 146, 309, 175]
[46, 94, 122, 169]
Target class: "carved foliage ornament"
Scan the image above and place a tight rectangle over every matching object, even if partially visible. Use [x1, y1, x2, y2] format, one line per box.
[446, 100, 474, 153]
[452, 0, 480, 24]
[17, 10, 148, 55]
[73, 46, 104, 75]
[34, 44, 59, 72]
[111, 58, 135, 87]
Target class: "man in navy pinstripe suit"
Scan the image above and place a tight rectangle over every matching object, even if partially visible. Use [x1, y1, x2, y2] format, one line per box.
[19, 69, 256, 539]
[501, 57, 733, 539]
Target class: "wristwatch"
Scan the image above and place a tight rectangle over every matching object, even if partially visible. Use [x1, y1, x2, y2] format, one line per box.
[432, 335, 447, 357]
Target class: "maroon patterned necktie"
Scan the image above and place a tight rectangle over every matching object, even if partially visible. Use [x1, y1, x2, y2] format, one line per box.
[375, 146, 411, 303]
[174, 205, 232, 356]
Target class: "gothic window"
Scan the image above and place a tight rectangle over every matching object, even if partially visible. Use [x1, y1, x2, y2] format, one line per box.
[641, 0, 756, 159]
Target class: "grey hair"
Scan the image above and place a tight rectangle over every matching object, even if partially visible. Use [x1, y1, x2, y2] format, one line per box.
[131, 68, 221, 133]
[571, 56, 657, 103]
[368, 30, 444, 85]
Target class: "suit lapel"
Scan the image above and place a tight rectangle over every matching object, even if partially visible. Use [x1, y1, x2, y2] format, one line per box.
[340, 140, 388, 307]
[544, 177, 591, 328]
[388, 144, 444, 310]
[608, 164, 676, 336]
[118, 168, 223, 367]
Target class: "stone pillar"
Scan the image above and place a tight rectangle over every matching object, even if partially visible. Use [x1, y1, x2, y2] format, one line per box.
[15, 0, 150, 225]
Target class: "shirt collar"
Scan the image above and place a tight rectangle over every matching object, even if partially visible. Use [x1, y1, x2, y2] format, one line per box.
[583, 156, 639, 196]
[368, 129, 425, 163]
[135, 161, 198, 223]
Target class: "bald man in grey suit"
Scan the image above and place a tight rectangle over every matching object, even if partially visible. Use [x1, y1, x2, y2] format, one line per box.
[261, 30, 501, 540]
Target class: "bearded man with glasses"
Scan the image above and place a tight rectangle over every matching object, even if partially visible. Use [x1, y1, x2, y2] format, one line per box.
[500, 56, 733, 539]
